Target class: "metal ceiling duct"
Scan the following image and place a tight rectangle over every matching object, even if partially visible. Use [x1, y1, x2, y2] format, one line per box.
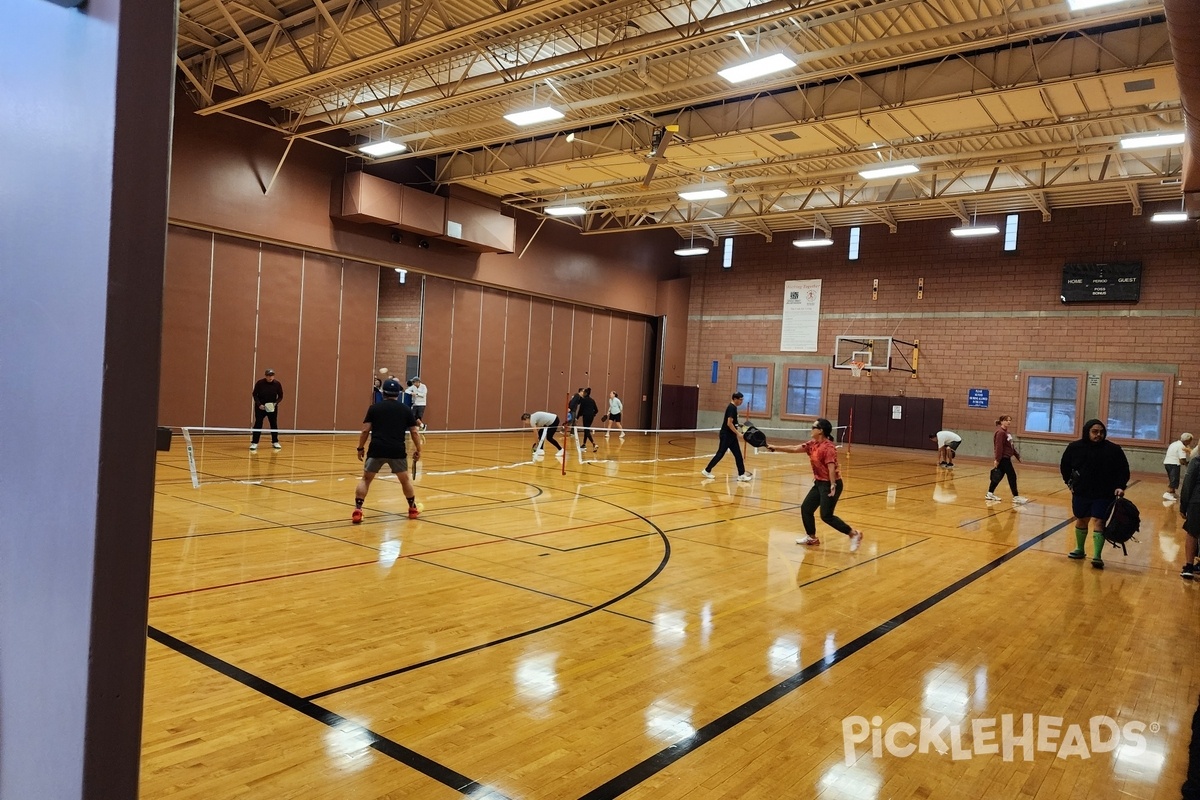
[1163, 0, 1200, 218]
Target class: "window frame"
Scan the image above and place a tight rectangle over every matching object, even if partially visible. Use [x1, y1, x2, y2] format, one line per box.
[732, 363, 774, 419]
[1017, 369, 1087, 442]
[780, 364, 828, 421]
[1099, 372, 1174, 448]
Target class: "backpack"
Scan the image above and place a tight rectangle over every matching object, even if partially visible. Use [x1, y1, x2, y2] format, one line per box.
[1103, 496, 1141, 555]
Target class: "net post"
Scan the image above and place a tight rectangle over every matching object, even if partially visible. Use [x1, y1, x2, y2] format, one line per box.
[181, 427, 200, 489]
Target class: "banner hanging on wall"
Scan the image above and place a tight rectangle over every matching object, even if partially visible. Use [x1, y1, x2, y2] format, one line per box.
[780, 279, 821, 352]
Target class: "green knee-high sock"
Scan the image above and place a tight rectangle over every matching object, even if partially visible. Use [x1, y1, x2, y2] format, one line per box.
[1074, 527, 1087, 552]
[1092, 531, 1105, 560]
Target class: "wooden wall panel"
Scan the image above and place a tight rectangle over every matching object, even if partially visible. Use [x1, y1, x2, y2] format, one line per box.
[607, 317, 630, 420]
[590, 315, 612, 400]
[548, 303, 575, 416]
[257, 245, 303, 431]
[335, 261, 380, 429]
[419, 277, 455, 430]
[159, 228, 212, 426]
[475, 290, 509, 429]
[205, 237, 259, 428]
[623, 317, 650, 429]
[500, 295, 532, 424]
[527, 299, 554, 415]
[295, 255, 341, 429]
[570, 307, 594, 394]
[447, 285, 483, 429]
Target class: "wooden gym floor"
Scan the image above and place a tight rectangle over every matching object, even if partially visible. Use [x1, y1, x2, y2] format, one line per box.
[141, 430, 1200, 799]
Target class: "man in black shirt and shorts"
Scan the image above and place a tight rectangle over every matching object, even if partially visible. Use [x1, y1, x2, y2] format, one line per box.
[353, 378, 421, 523]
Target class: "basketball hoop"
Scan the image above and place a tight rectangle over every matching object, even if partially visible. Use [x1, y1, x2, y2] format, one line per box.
[849, 360, 866, 377]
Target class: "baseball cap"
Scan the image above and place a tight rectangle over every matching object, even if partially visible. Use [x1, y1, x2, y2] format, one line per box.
[264, 368, 275, 375]
[410, 376, 420, 381]
[382, 379, 402, 396]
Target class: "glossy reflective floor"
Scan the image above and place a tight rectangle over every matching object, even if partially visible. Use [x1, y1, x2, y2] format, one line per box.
[142, 431, 1200, 799]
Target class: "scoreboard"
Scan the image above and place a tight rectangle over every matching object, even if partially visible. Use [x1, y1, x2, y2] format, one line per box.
[1060, 262, 1141, 303]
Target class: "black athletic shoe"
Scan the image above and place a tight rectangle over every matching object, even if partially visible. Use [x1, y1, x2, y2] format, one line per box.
[1182, 564, 1195, 580]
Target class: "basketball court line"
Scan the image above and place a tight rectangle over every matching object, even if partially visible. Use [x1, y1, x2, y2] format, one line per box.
[149, 509, 1073, 799]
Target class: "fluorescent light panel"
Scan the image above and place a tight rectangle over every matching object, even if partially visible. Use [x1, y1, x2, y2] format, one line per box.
[792, 237, 833, 248]
[859, 163, 919, 180]
[359, 140, 407, 157]
[504, 106, 564, 126]
[1067, 0, 1126, 9]
[545, 205, 586, 217]
[1151, 211, 1188, 223]
[1119, 133, 1185, 150]
[678, 188, 727, 201]
[674, 246, 710, 256]
[718, 53, 796, 84]
[950, 225, 1000, 238]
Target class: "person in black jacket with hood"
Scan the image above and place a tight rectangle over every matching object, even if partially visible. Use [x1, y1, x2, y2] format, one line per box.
[1059, 418, 1130, 570]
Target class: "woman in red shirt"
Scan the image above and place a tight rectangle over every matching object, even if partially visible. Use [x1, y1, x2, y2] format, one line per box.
[769, 418, 864, 551]
[986, 414, 1028, 504]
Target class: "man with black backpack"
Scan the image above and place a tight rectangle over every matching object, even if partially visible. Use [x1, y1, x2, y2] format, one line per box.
[1059, 419, 1130, 570]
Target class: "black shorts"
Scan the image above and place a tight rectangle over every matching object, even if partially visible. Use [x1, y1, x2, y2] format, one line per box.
[609, 413, 622, 422]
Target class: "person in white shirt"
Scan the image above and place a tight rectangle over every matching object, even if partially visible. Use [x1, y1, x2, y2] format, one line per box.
[605, 391, 624, 438]
[928, 430, 962, 469]
[404, 376, 428, 431]
[1163, 432, 1193, 501]
[521, 411, 564, 459]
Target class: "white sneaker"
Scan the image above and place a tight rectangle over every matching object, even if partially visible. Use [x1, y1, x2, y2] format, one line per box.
[249, 443, 257, 451]
[533, 449, 544, 457]
[796, 535, 821, 546]
[555, 450, 564, 459]
[272, 442, 282, 450]
[736, 473, 753, 482]
[848, 530, 863, 552]
[619, 433, 625, 439]
[1164, 492, 1177, 501]
[701, 470, 714, 478]
[985, 492, 1000, 502]
[1012, 496, 1029, 505]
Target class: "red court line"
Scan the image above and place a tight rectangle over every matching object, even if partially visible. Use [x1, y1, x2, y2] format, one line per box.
[149, 558, 377, 599]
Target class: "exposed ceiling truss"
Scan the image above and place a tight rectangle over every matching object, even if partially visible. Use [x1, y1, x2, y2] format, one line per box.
[176, 0, 1186, 242]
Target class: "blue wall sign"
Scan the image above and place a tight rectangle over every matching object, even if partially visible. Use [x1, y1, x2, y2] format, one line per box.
[967, 388, 990, 409]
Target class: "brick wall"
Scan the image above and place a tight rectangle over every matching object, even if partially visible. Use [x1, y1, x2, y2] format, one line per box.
[682, 205, 1200, 468]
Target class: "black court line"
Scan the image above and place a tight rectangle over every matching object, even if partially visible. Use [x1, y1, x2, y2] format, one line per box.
[575, 516, 1074, 800]
[146, 626, 505, 798]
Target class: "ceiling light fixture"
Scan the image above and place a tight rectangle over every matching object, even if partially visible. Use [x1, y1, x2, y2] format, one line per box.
[950, 224, 1000, 237]
[358, 140, 407, 157]
[678, 187, 727, 201]
[793, 223, 833, 248]
[1119, 132, 1185, 150]
[859, 163, 919, 180]
[674, 230, 710, 257]
[718, 53, 796, 84]
[950, 207, 999, 237]
[504, 106, 564, 126]
[1066, 0, 1126, 9]
[1150, 211, 1188, 223]
[545, 204, 586, 217]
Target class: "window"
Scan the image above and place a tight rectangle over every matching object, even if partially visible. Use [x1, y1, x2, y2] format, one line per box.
[782, 367, 825, 419]
[848, 226, 861, 260]
[1020, 371, 1084, 439]
[1003, 214, 1019, 251]
[722, 237, 734, 269]
[1101, 374, 1172, 446]
[734, 364, 773, 417]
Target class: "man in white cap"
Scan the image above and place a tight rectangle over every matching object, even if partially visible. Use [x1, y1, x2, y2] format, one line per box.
[405, 376, 428, 431]
[1164, 432, 1193, 501]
